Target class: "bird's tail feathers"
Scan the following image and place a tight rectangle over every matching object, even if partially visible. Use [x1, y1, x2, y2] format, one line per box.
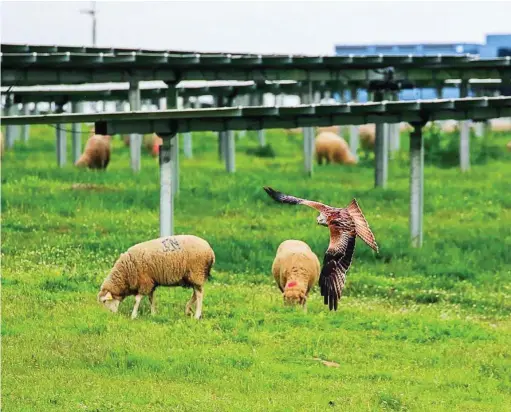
[319, 274, 340, 311]
[347, 199, 379, 253]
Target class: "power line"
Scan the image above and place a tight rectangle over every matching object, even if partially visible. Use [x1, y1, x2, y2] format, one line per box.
[80, 1, 97, 47]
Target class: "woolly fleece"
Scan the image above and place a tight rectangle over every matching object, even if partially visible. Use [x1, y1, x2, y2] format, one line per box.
[272, 239, 320, 307]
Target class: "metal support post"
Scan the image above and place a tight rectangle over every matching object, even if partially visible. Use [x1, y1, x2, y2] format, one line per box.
[5, 98, 19, 149]
[182, 100, 193, 159]
[158, 133, 175, 237]
[165, 83, 179, 195]
[349, 86, 359, 160]
[256, 93, 266, 146]
[183, 132, 192, 159]
[71, 102, 83, 163]
[55, 104, 67, 167]
[459, 81, 470, 172]
[410, 122, 425, 248]
[389, 92, 400, 155]
[225, 130, 236, 173]
[129, 80, 142, 172]
[374, 91, 388, 188]
[22, 104, 30, 142]
[302, 85, 314, 177]
[474, 90, 485, 138]
[115, 101, 124, 112]
[434, 85, 444, 129]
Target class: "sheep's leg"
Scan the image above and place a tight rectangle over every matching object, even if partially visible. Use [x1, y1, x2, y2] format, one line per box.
[185, 289, 197, 316]
[131, 294, 143, 319]
[194, 286, 204, 320]
[149, 291, 156, 315]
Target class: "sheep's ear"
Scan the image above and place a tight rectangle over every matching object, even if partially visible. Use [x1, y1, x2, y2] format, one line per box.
[104, 292, 113, 301]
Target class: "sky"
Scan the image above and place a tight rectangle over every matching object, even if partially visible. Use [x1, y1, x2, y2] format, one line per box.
[1, 1, 511, 55]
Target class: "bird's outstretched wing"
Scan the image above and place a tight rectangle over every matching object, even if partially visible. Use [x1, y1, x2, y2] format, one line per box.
[319, 224, 356, 311]
[263, 186, 330, 213]
[346, 198, 379, 253]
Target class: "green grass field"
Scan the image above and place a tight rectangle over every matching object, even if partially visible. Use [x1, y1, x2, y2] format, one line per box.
[1, 125, 511, 411]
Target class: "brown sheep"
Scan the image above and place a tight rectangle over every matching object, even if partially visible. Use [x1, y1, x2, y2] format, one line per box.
[315, 131, 357, 165]
[75, 134, 111, 170]
[272, 239, 320, 310]
[123, 134, 162, 156]
[359, 124, 375, 151]
[399, 123, 413, 133]
[317, 125, 341, 135]
[97, 235, 215, 320]
[149, 134, 163, 157]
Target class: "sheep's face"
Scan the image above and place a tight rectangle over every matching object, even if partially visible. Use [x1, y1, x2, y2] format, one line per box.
[316, 213, 328, 227]
[283, 289, 306, 306]
[97, 291, 121, 313]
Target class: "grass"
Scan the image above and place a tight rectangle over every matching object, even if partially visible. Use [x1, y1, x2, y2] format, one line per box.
[1, 124, 511, 411]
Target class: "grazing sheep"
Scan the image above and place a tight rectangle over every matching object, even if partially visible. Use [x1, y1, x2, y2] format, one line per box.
[317, 125, 341, 135]
[149, 134, 163, 157]
[272, 239, 320, 310]
[506, 140, 511, 152]
[315, 131, 357, 165]
[75, 134, 111, 170]
[97, 235, 215, 320]
[491, 119, 511, 132]
[399, 123, 413, 133]
[359, 124, 375, 151]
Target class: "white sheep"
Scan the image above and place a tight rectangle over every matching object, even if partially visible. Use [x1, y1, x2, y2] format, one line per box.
[271, 239, 320, 311]
[97, 235, 215, 320]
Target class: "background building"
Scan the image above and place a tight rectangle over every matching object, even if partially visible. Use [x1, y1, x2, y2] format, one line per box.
[334, 33, 511, 102]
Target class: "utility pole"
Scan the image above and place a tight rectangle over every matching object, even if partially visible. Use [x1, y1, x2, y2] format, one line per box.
[80, 1, 97, 47]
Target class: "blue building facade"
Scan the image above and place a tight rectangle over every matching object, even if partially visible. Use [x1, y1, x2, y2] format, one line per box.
[334, 34, 511, 102]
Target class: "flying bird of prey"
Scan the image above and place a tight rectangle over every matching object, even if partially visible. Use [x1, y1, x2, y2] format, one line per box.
[263, 186, 379, 311]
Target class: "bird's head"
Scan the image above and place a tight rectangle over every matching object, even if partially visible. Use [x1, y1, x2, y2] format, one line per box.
[316, 212, 328, 227]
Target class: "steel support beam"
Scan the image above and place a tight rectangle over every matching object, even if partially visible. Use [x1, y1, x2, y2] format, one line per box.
[128, 80, 142, 172]
[302, 84, 314, 177]
[389, 92, 400, 155]
[55, 104, 67, 168]
[459, 81, 470, 172]
[5, 99, 19, 149]
[256, 93, 266, 146]
[183, 100, 193, 159]
[474, 90, 485, 138]
[165, 84, 179, 195]
[374, 91, 388, 188]
[410, 123, 425, 248]
[22, 104, 30, 142]
[349, 86, 359, 161]
[225, 130, 236, 173]
[158, 133, 176, 237]
[70, 102, 82, 163]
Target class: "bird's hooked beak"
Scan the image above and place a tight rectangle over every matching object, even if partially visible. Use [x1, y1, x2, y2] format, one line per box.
[317, 213, 328, 227]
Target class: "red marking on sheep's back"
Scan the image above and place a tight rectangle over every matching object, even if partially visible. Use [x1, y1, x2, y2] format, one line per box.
[287, 281, 297, 288]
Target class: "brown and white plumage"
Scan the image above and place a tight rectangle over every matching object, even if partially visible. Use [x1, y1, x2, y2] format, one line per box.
[263, 186, 379, 310]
